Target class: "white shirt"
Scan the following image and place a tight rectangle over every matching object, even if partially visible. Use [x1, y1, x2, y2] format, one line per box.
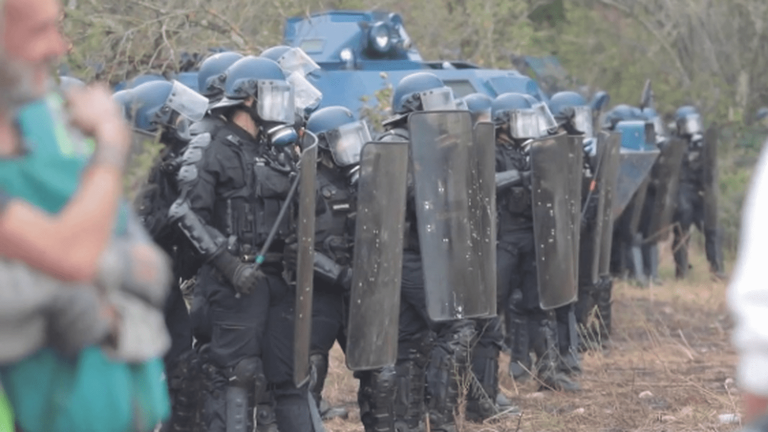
[729, 140, 768, 395]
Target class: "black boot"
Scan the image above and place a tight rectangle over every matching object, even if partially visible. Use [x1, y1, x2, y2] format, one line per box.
[309, 353, 348, 420]
[427, 321, 475, 432]
[532, 315, 580, 392]
[506, 313, 532, 382]
[356, 367, 397, 432]
[556, 307, 582, 377]
[394, 334, 432, 431]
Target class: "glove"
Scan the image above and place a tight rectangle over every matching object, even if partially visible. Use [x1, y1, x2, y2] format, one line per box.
[283, 235, 298, 270]
[337, 267, 353, 292]
[212, 252, 264, 295]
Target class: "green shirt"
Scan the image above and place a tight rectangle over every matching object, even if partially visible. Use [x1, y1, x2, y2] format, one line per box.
[0, 92, 127, 232]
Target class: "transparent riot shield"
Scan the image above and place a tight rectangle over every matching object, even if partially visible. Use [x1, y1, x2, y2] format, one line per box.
[645, 137, 686, 241]
[596, 132, 621, 276]
[293, 135, 318, 387]
[530, 133, 579, 310]
[470, 122, 497, 317]
[409, 110, 494, 321]
[567, 136, 585, 287]
[611, 149, 660, 220]
[346, 141, 409, 371]
[702, 126, 719, 232]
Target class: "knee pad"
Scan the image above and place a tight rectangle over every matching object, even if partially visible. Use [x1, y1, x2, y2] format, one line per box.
[229, 357, 266, 400]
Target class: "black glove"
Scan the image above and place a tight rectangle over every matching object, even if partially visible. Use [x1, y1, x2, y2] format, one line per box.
[212, 251, 265, 295]
[337, 267, 353, 292]
[283, 235, 298, 271]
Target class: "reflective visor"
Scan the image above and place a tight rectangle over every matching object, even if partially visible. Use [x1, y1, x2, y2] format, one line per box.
[287, 72, 322, 113]
[278, 48, 321, 76]
[257, 80, 295, 124]
[573, 106, 594, 138]
[683, 114, 703, 135]
[326, 120, 371, 167]
[533, 102, 557, 135]
[165, 80, 209, 123]
[419, 87, 455, 111]
[509, 109, 541, 139]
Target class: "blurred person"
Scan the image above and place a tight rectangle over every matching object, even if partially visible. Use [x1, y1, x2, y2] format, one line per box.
[729, 141, 768, 424]
[0, 0, 173, 430]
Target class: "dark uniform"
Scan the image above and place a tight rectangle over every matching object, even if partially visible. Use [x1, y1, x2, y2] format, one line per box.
[673, 137, 724, 278]
[172, 122, 310, 432]
[308, 159, 355, 414]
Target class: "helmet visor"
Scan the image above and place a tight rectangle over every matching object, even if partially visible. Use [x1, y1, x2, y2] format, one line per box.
[533, 102, 557, 135]
[573, 106, 594, 138]
[509, 109, 541, 139]
[327, 120, 371, 167]
[682, 114, 703, 135]
[278, 48, 321, 77]
[257, 80, 295, 124]
[287, 72, 322, 114]
[419, 87, 455, 111]
[166, 80, 209, 123]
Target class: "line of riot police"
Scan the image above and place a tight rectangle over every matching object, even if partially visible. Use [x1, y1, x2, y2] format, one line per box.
[100, 48, 723, 432]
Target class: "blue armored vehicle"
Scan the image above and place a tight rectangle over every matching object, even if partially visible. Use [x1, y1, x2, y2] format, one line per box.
[282, 10, 548, 118]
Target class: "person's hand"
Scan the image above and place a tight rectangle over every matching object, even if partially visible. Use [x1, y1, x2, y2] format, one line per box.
[67, 84, 131, 164]
[212, 251, 265, 295]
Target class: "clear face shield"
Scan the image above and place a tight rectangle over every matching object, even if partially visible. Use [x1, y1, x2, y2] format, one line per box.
[165, 81, 209, 122]
[682, 114, 703, 135]
[573, 106, 594, 138]
[277, 48, 321, 77]
[156, 81, 209, 126]
[474, 108, 492, 124]
[326, 120, 371, 167]
[419, 87, 455, 111]
[257, 80, 296, 124]
[533, 102, 558, 136]
[286, 71, 322, 115]
[508, 109, 542, 139]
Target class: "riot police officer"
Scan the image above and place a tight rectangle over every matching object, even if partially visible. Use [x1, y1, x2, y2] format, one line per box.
[672, 106, 725, 279]
[303, 106, 369, 420]
[119, 79, 209, 432]
[493, 92, 580, 392]
[169, 56, 320, 432]
[548, 90, 598, 376]
[458, 92, 516, 422]
[372, 72, 476, 432]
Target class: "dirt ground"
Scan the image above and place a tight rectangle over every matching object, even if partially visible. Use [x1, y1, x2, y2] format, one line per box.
[318, 240, 743, 432]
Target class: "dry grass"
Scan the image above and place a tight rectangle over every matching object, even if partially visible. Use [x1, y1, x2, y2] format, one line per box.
[320, 239, 741, 432]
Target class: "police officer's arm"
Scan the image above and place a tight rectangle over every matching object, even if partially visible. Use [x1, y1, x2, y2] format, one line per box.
[169, 133, 262, 294]
[167, 133, 227, 258]
[0, 85, 131, 283]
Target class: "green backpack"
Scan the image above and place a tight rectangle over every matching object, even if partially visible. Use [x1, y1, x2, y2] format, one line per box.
[0, 95, 169, 432]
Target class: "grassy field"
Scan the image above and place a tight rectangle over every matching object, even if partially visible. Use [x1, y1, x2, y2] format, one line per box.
[319, 238, 742, 432]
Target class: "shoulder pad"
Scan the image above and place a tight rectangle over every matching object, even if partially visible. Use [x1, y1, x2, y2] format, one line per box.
[176, 133, 211, 187]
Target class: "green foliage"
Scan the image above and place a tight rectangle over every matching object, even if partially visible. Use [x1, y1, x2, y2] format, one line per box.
[124, 134, 164, 202]
[61, 0, 768, 250]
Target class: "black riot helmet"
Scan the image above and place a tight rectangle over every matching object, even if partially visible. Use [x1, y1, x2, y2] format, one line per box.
[492, 92, 556, 141]
[306, 106, 371, 168]
[459, 93, 493, 124]
[197, 52, 243, 100]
